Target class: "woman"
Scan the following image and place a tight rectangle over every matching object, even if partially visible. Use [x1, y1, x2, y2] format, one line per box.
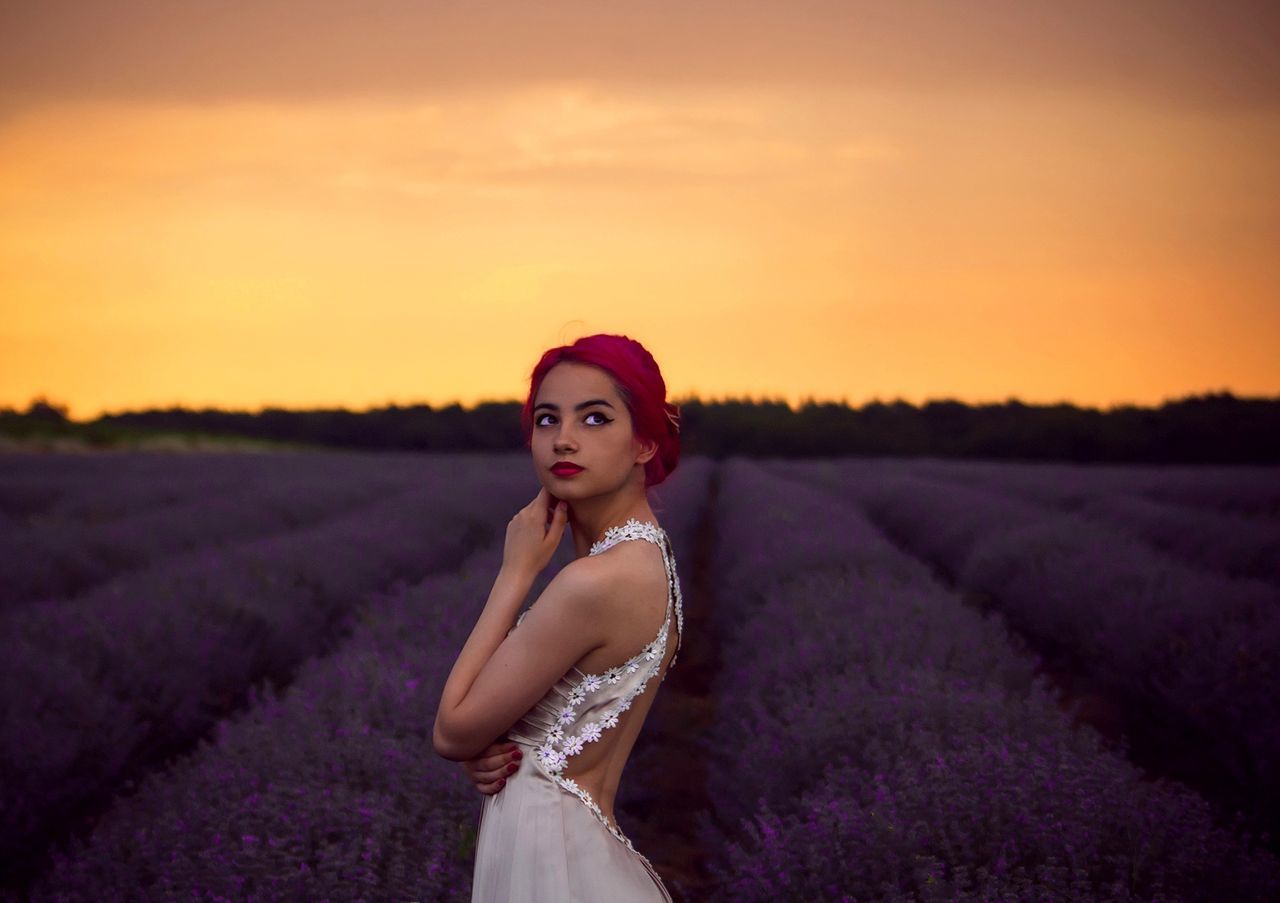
[433, 333, 685, 902]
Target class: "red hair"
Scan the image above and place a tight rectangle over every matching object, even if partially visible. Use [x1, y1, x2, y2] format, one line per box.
[521, 334, 681, 488]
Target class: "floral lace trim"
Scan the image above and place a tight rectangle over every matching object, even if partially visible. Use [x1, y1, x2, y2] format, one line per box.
[587, 517, 683, 664]
[588, 516, 663, 556]
[532, 649, 668, 881]
[533, 521, 674, 833]
[522, 516, 677, 892]
[545, 768, 665, 880]
[534, 649, 662, 772]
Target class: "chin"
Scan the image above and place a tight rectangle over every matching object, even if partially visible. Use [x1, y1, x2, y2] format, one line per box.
[541, 475, 576, 493]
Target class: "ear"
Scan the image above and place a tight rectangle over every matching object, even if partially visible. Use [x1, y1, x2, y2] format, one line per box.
[635, 435, 659, 465]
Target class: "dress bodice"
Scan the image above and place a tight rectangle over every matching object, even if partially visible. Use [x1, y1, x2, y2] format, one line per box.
[502, 517, 684, 855]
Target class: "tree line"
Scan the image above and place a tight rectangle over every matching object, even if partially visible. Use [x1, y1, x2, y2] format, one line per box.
[3, 391, 1277, 463]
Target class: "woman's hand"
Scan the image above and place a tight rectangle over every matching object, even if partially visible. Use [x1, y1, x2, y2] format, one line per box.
[502, 486, 570, 579]
[462, 739, 522, 794]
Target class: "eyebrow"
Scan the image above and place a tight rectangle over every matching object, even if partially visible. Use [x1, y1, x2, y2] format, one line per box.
[533, 399, 616, 413]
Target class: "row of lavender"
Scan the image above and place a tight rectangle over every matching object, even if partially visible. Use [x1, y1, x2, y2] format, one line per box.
[0, 451, 266, 520]
[902, 458, 1280, 520]
[903, 457, 1280, 585]
[693, 458, 1279, 901]
[0, 451, 532, 892]
[26, 457, 715, 901]
[0, 451, 448, 607]
[768, 457, 1280, 838]
[0, 450, 386, 522]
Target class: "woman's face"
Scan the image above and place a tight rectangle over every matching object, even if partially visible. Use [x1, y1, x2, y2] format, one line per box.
[531, 361, 654, 500]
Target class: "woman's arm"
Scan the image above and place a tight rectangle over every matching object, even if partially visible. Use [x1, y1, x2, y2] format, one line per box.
[434, 564, 534, 733]
[432, 561, 607, 761]
[435, 488, 605, 761]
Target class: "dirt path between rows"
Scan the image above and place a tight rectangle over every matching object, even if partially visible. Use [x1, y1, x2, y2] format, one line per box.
[627, 466, 725, 901]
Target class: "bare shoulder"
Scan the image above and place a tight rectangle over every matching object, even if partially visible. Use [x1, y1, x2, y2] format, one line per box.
[514, 550, 651, 629]
[580, 536, 666, 580]
[572, 539, 669, 616]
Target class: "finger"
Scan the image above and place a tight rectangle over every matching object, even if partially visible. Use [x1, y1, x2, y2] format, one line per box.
[479, 749, 514, 772]
[486, 759, 520, 783]
[467, 744, 510, 773]
[472, 759, 517, 790]
[461, 754, 490, 776]
[486, 743, 522, 775]
[483, 742, 520, 769]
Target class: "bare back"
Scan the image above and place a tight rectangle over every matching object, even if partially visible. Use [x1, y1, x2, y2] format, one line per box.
[562, 534, 680, 825]
[491, 517, 684, 898]
[503, 517, 684, 832]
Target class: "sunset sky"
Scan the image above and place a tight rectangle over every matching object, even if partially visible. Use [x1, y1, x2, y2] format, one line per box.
[2, 1, 1278, 420]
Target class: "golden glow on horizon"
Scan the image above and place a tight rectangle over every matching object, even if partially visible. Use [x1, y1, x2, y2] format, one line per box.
[2, 84, 1278, 419]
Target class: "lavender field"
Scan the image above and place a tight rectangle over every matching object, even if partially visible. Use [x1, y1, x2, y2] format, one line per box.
[1, 451, 1277, 901]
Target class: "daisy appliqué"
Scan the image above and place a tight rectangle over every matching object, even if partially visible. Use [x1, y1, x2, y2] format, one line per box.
[529, 514, 683, 875]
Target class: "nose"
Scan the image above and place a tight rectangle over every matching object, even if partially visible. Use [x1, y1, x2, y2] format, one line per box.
[552, 421, 575, 447]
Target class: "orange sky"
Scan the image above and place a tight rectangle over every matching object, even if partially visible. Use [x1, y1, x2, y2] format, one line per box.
[2, 1, 1278, 420]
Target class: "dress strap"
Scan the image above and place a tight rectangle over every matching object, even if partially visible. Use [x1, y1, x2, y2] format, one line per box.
[588, 517, 683, 667]
[659, 529, 683, 667]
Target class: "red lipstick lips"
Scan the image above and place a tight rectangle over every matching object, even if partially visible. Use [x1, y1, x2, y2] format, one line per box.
[551, 461, 584, 477]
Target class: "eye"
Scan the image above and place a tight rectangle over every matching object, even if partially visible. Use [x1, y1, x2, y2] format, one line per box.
[535, 411, 611, 427]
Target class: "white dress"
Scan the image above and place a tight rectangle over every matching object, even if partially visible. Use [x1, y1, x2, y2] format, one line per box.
[470, 518, 684, 902]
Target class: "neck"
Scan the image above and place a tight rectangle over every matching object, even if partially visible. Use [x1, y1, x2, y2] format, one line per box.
[567, 502, 657, 559]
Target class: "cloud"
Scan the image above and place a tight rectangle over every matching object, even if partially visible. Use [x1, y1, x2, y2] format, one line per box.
[1, 0, 1277, 121]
